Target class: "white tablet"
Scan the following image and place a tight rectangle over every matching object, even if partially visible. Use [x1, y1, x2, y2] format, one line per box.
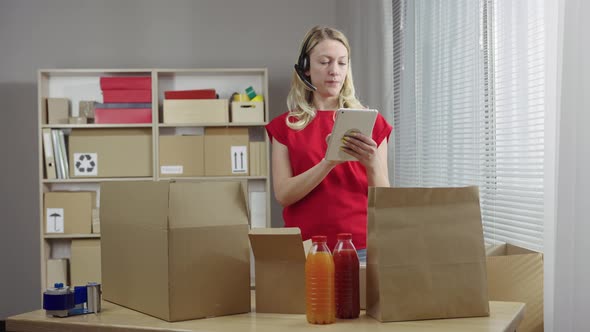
[325, 108, 378, 161]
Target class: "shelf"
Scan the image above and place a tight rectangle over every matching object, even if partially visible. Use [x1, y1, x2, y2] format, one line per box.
[40, 69, 152, 76]
[44, 234, 100, 239]
[42, 124, 153, 129]
[43, 177, 154, 184]
[158, 176, 268, 181]
[158, 122, 267, 127]
[38, 68, 272, 297]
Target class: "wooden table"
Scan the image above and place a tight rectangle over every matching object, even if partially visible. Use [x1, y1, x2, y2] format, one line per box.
[7, 299, 524, 332]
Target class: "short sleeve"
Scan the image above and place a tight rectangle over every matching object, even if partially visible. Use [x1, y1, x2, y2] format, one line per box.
[265, 112, 289, 145]
[372, 113, 393, 146]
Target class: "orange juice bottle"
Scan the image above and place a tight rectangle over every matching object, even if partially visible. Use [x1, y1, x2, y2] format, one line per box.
[305, 235, 335, 324]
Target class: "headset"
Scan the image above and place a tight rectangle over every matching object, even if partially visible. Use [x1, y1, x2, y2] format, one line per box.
[294, 32, 317, 91]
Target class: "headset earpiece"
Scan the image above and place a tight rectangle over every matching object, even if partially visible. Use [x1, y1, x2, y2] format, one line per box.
[294, 32, 317, 91]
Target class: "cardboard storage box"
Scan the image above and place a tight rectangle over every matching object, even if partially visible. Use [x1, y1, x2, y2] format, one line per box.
[69, 128, 152, 178]
[163, 99, 228, 124]
[100, 180, 251, 322]
[231, 101, 264, 123]
[44, 191, 95, 234]
[70, 239, 101, 287]
[204, 127, 249, 176]
[159, 135, 204, 177]
[487, 243, 543, 332]
[47, 98, 69, 124]
[248, 228, 307, 314]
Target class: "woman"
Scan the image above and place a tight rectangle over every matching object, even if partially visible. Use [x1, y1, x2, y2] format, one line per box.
[265, 26, 392, 261]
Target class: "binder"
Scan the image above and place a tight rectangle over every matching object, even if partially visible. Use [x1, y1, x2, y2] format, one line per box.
[51, 130, 63, 179]
[42, 128, 56, 179]
[58, 130, 69, 179]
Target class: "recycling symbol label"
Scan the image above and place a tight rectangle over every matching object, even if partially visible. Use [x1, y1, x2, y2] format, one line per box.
[74, 153, 98, 176]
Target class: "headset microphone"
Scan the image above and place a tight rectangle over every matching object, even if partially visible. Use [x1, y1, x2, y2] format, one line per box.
[294, 64, 317, 91]
[294, 32, 317, 91]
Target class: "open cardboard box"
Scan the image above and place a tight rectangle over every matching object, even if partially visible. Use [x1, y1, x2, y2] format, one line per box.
[248, 228, 312, 314]
[486, 243, 543, 332]
[249, 228, 370, 313]
[100, 180, 251, 322]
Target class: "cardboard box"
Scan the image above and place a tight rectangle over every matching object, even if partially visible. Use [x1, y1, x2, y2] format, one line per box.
[248, 228, 307, 314]
[248, 141, 267, 177]
[159, 135, 204, 177]
[163, 99, 228, 124]
[360, 263, 366, 310]
[231, 101, 264, 123]
[46, 258, 68, 289]
[486, 243, 543, 332]
[100, 181, 251, 322]
[69, 128, 152, 178]
[47, 98, 69, 124]
[70, 239, 101, 287]
[204, 127, 249, 176]
[44, 191, 95, 234]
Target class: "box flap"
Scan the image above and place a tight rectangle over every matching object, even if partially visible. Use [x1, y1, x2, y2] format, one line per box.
[248, 228, 306, 262]
[506, 243, 538, 256]
[248, 227, 306, 314]
[168, 181, 248, 228]
[486, 243, 507, 256]
[486, 243, 540, 257]
[487, 247, 543, 332]
[101, 181, 170, 229]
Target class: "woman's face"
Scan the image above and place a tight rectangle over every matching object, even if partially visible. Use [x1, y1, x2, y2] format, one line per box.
[306, 39, 349, 98]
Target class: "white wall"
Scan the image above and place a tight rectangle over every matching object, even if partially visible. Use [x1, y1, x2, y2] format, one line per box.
[0, 0, 340, 319]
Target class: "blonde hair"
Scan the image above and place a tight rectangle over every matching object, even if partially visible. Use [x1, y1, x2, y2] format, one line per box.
[286, 26, 363, 130]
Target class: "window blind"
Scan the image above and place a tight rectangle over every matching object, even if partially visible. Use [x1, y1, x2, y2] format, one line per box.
[392, 0, 545, 252]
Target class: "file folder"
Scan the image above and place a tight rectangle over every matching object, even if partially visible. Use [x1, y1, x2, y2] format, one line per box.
[42, 128, 56, 179]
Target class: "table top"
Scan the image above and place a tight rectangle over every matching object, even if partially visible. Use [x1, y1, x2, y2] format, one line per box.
[7, 299, 525, 332]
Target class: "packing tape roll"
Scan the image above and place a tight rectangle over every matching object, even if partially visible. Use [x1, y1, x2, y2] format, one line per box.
[235, 93, 250, 102]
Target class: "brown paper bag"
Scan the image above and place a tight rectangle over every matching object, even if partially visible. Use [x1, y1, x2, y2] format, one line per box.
[366, 186, 490, 322]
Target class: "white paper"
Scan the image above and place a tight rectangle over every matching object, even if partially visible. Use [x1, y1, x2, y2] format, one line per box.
[249, 192, 266, 228]
[73, 153, 98, 176]
[231, 145, 248, 174]
[160, 165, 183, 175]
[46, 208, 64, 233]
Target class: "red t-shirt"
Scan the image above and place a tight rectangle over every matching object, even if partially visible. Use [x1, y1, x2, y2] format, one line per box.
[265, 110, 392, 250]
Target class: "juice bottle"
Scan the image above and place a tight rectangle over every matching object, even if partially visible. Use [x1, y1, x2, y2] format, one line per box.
[305, 235, 335, 324]
[333, 233, 360, 319]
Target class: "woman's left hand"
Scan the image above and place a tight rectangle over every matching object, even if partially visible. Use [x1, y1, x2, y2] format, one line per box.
[341, 132, 380, 169]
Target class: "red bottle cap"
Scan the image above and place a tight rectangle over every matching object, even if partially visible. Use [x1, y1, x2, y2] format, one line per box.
[311, 235, 327, 243]
[337, 233, 352, 240]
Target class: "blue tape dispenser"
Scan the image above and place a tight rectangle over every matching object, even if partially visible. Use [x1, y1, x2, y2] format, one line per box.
[43, 282, 101, 317]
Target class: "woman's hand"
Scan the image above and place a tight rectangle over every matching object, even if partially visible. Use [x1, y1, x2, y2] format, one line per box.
[341, 132, 380, 168]
[342, 131, 390, 187]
